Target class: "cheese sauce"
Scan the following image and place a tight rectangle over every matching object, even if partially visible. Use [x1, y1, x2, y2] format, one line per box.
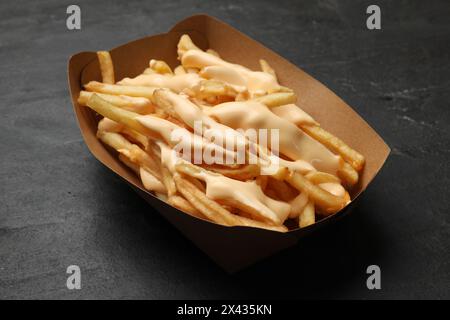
[136, 114, 238, 164]
[271, 104, 318, 126]
[118, 73, 201, 93]
[157, 142, 291, 224]
[206, 101, 341, 174]
[155, 91, 320, 174]
[140, 167, 166, 193]
[318, 182, 346, 198]
[181, 50, 280, 94]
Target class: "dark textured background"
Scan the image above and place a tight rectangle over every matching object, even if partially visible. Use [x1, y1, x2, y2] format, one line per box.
[0, 0, 449, 299]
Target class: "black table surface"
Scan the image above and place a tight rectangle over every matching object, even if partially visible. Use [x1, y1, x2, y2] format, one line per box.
[1, 0, 449, 299]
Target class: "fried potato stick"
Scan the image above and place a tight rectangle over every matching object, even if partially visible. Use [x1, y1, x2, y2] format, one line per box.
[254, 92, 297, 108]
[167, 195, 204, 219]
[174, 174, 287, 232]
[86, 94, 161, 140]
[302, 124, 365, 171]
[305, 171, 341, 184]
[149, 59, 173, 74]
[78, 91, 154, 114]
[259, 59, 277, 79]
[177, 34, 202, 59]
[206, 49, 220, 57]
[174, 65, 187, 75]
[97, 51, 115, 84]
[161, 166, 177, 197]
[85, 81, 157, 99]
[97, 131, 161, 180]
[299, 201, 315, 228]
[286, 171, 345, 215]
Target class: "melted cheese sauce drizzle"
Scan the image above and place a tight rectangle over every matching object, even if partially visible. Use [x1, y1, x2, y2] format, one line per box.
[118, 73, 201, 93]
[206, 101, 341, 174]
[157, 142, 291, 224]
[271, 104, 318, 126]
[135, 114, 238, 164]
[181, 50, 280, 94]
[158, 90, 317, 174]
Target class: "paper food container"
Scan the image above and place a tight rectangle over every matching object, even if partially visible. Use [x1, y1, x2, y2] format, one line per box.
[67, 14, 390, 273]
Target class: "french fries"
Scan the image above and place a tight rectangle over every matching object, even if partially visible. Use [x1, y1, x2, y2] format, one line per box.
[80, 34, 365, 232]
[86, 94, 160, 140]
[299, 201, 315, 228]
[167, 195, 204, 219]
[149, 59, 173, 75]
[85, 81, 157, 99]
[97, 51, 115, 84]
[97, 131, 161, 180]
[302, 125, 365, 171]
[259, 59, 276, 79]
[78, 91, 154, 114]
[285, 171, 345, 215]
[254, 92, 297, 108]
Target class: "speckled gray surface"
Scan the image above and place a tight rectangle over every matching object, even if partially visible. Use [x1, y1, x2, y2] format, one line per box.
[0, 0, 449, 299]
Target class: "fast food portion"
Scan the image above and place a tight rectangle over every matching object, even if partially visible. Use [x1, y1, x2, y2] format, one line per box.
[78, 34, 365, 232]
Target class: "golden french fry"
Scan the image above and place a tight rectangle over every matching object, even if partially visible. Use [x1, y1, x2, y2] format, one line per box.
[85, 81, 157, 99]
[78, 91, 154, 114]
[302, 124, 365, 171]
[120, 154, 166, 194]
[270, 167, 289, 181]
[97, 51, 115, 84]
[285, 171, 345, 215]
[254, 92, 297, 108]
[120, 127, 149, 150]
[186, 68, 200, 74]
[235, 91, 251, 101]
[149, 59, 173, 74]
[299, 201, 315, 228]
[184, 175, 206, 193]
[195, 80, 238, 100]
[206, 49, 220, 57]
[86, 94, 160, 140]
[151, 89, 180, 119]
[175, 162, 287, 225]
[143, 67, 156, 74]
[267, 177, 298, 202]
[97, 117, 123, 133]
[174, 174, 287, 232]
[305, 171, 341, 184]
[270, 85, 293, 93]
[173, 174, 236, 225]
[338, 161, 359, 186]
[97, 117, 149, 151]
[139, 167, 167, 194]
[234, 213, 288, 232]
[289, 192, 308, 218]
[259, 59, 276, 79]
[161, 166, 177, 197]
[174, 65, 187, 75]
[344, 191, 351, 204]
[167, 195, 205, 219]
[97, 131, 161, 180]
[177, 34, 202, 59]
[118, 153, 140, 175]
